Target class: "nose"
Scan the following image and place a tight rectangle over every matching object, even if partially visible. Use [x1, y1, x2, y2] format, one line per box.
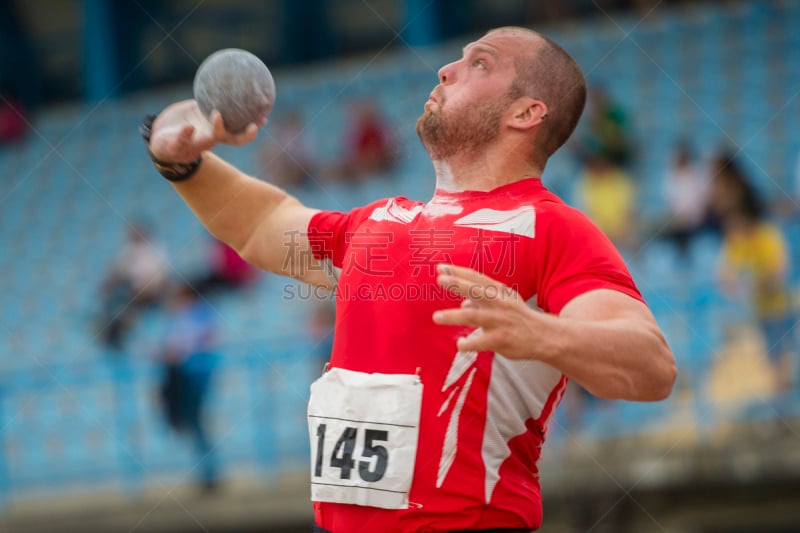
[438, 60, 457, 85]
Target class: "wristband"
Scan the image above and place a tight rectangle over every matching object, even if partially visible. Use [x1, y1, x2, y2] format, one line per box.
[140, 114, 203, 182]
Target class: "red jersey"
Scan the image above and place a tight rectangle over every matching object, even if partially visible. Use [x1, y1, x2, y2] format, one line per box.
[307, 178, 642, 532]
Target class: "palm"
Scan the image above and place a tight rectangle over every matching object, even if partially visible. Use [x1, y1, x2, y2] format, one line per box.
[149, 99, 262, 163]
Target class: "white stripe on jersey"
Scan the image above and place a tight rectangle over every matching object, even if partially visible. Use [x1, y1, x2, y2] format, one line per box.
[453, 206, 536, 238]
[369, 198, 424, 224]
[482, 356, 564, 503]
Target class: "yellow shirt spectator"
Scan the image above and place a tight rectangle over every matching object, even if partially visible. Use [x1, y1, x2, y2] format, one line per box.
[721, 220, 790, 319]
[577, 156, 635, 246]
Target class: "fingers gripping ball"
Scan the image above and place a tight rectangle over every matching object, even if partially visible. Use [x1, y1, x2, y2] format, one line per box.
[193, 48, 276, 134]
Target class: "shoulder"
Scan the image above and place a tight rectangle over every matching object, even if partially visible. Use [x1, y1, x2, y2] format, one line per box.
[498, 184, 605, 240]
[359, 196, 424, 224]
[536, 196, 600, 236]
[312, 196, 424, 233]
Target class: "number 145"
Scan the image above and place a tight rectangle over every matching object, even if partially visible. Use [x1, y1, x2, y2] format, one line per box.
[314, 424, 389, 482]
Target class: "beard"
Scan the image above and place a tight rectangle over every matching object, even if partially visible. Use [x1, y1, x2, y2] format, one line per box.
[416, 92, 512, 160]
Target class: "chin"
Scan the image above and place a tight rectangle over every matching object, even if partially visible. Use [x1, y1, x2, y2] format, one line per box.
[415, 113, 429, 136]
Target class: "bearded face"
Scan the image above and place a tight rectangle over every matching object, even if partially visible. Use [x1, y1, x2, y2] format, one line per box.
[416, 91, 513, 160]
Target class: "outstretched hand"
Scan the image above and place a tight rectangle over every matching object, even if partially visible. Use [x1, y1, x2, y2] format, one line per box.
[149, 100, 265, 163]
[433, 264, 543, 359]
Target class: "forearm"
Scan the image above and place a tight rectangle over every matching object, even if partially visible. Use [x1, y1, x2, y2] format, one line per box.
[170, 151, 290, 252]
[538, 312, 675, 401]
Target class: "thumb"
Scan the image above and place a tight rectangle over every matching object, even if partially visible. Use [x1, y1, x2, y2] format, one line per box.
[178, 124, 196, 143]
[179, 121, 216, 156]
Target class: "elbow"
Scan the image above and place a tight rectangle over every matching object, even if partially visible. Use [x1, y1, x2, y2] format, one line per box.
[237, 235, 259, 266]
[608, 363, 675, 402]
[590, 338, 677, 402]
[237, 196, 295, 269]
[649, 359, 677, 401]
[656, 331, 678, 400]
[235, 214, 273, 268]
[643, 337, 678, 401]
[202, 226, 252, 264]
[621, 335, 677, 402]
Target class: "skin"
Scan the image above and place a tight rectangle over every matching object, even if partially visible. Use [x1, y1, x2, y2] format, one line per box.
[418, 30, 549, 191]
[149, 28, 676, 402]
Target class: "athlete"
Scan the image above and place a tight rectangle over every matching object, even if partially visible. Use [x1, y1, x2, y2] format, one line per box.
[142, 26, 676, 533]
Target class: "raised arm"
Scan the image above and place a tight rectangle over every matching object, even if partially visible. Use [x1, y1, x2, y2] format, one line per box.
[147, 100, 331, 288]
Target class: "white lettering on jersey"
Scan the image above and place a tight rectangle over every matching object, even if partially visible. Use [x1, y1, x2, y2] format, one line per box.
[369, 199, 424, 224]
[453, 206, 536, 238]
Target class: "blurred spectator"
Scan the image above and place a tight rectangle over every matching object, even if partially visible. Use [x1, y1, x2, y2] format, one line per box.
[719, 208, 795, 392]
[660, 142, 709, 258]
[0, 88, 28, 144]
[576, 152, 636, 249]
[158, 282, 220, 492]
[705, 151, 764, 234]
[192, 238, 259, 295]
[99, 221, 169, 349]
[260, 111, 317, 189]
[577, 85, 633, 167]
[335, 99, 397, 182]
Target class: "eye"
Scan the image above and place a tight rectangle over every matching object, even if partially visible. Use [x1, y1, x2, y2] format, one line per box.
[472, 58, 487, 69]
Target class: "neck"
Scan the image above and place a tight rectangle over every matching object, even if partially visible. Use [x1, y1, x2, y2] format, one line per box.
[432, 147, 544, 192]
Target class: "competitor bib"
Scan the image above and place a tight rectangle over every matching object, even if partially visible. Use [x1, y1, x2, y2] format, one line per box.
[307, 368, 423, 509]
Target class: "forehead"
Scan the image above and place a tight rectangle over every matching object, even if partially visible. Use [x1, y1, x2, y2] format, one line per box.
[465, 30, 540, 59]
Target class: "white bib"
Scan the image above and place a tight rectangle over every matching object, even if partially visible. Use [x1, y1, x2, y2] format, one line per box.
[307, 368, 423, 509]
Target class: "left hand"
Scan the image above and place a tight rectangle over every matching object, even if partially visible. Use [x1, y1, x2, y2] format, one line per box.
[432, 264, 540, 359]
[150, 100, 264, 163]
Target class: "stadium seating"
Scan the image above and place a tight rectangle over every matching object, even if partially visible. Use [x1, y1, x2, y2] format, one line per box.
[0, 0, 797, 504]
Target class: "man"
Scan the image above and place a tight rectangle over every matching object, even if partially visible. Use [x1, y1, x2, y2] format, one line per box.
[99, 221, 168, 348]
[719, 207, 794, 392]
[143, 26, 676, 533]
[158, 282, 220, 492]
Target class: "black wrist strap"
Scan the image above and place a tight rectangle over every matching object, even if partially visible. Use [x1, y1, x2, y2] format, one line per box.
[140, 114, 203, 182]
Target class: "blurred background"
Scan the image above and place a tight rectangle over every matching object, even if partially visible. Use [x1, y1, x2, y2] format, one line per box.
[1, 0, 799, 531]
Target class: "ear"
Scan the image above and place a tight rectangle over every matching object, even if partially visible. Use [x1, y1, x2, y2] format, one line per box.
[506, 97, 548, 131]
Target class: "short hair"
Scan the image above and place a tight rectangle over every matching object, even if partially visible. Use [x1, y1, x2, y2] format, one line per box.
[491, 27, 587, 162]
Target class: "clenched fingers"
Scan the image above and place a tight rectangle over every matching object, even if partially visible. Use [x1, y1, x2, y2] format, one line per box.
[211, 110, 262, 145]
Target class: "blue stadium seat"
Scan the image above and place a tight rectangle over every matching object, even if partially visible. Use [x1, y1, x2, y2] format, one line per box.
[1, 0, 799, 503]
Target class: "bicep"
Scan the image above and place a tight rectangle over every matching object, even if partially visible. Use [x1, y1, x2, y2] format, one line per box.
[242, 197, 334, 289]
[559, 288, 657, 327]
